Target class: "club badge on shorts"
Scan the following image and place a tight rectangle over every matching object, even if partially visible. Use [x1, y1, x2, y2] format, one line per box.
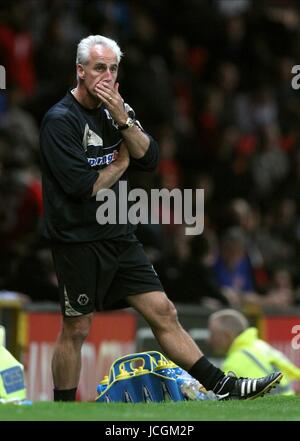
[77, 294, 89, 305]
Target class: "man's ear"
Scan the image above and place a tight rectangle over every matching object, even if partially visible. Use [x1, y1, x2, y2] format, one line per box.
[77, 64, 85, 80]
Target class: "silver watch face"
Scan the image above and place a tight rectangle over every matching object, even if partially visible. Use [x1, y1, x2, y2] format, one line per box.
[119, 117, 135, 130]
[127, 117, 135, 127]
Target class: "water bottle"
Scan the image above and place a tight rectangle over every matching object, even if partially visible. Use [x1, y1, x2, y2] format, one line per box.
[177, 377, 208, 400]
[175, 369, 212, 401]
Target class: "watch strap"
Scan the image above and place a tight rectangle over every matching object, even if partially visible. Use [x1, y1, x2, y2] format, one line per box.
[118, 117, 135, 131]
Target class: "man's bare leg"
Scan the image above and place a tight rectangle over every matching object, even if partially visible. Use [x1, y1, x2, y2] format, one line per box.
[52, 314, 92, 398]
[126, 291, 203, 370]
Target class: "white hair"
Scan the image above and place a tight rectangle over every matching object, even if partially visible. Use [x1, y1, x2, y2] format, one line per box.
[76, 35, 123, 65]
[209, 309, 249, 337]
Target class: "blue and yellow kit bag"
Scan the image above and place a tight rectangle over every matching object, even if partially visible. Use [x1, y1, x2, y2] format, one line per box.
[95, 351, 187, 403]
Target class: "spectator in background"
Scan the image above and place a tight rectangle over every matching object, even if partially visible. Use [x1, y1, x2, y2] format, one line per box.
[263, 266, 294, 309]
[0, 2, 36, 96]
[213, 227, 257, 306]
[0, 131, 42, 289]
[209, 309, 300, 395]
[251, 123, 289, 200]
[167, 232, 229, 308]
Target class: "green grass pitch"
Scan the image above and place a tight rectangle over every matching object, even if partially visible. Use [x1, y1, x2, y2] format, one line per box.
[0, 396, 300, 421]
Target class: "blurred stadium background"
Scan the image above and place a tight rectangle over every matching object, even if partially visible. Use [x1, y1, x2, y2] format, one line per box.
[1, 0, 300, 403]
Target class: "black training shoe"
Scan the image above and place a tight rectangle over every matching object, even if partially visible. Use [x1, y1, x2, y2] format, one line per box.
[214, 371, 283, 400]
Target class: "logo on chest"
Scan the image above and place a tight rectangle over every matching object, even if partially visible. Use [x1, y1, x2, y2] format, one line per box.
[82, 123, 103, 151]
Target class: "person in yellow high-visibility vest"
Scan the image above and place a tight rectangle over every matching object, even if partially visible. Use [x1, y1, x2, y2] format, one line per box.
[0, 326, 26, 402]
[208, 309, 300, 395]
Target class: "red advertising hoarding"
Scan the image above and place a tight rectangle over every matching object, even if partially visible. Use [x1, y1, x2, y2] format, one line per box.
[261, 314, 300, 393]
[24, 311, 137, 401]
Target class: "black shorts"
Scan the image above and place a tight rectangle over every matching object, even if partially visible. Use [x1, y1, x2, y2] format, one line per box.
[51, 234, 164, 316]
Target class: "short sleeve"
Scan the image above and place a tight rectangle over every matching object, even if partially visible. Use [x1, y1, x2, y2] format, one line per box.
[40, 116, 98, 199]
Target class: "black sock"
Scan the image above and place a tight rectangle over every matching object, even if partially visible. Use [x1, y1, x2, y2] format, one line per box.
[54, 388, 77, 402]
[188, 356, 226, 391]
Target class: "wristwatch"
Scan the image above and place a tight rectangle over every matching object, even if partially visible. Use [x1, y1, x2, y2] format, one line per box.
[118, 117, 136, 131]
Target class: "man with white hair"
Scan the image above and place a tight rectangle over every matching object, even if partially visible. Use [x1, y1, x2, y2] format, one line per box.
[209, 309, 300, 395]
[40, 35, 282, 401]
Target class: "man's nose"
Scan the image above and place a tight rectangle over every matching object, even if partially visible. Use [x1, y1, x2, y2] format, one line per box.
[102, 68, 113, 80]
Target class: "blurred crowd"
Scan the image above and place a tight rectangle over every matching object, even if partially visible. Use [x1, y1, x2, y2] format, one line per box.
[1, 0, 300, 310]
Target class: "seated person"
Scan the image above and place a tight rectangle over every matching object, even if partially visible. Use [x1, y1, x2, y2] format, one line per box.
[208, 309, 300, 395]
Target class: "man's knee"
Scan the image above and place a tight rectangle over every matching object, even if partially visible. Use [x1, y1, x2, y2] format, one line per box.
[62, 315, 92, 342]
[151, 295, 179, 328]
[160, 298, 178, 320]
